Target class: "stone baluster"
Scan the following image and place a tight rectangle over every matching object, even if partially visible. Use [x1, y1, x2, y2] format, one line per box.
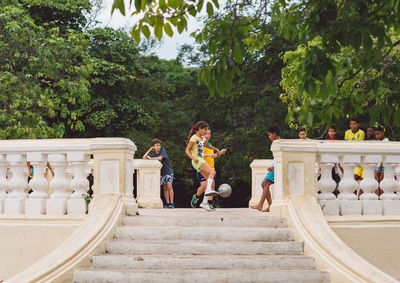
[0, 154, 8, 213]
[47, 153, 69, 214]
[394, 165, 400, 196]
[317, 154, 340, 215]
[338, 155, 361, 215]
[380, 156, 400, 215]
[4, 154, 28, 214]
[67, 152, 90, 214]
[25, 153, 49, 214]
[359, 155, 381, 215]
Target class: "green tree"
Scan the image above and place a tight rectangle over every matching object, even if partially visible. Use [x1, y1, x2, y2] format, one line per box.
[112, 0, 400, 127]
[0, 4, 91, 138]
[65, 27, 155, 138]
[18, 0, 91, 32]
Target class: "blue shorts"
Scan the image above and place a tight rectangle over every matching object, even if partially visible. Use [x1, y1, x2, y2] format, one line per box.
[196, 172, 216, 183]
[264, 170, 274, 183]
[161, 174, 174, 185]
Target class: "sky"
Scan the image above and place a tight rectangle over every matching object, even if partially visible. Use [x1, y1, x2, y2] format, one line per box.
[96, 0, 203, 60]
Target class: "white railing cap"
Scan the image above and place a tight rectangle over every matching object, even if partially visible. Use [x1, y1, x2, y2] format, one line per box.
[133, 159, 162, 169]
[0, 138, 136, 154]
[272, 139, 400, 155]
[250, 159, 273, 168]
[90, 138, 137, 152]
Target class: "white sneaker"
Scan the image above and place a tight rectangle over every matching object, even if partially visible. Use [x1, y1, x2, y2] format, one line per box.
[204, 190, 218, 196]
[200, 202, 214, 211]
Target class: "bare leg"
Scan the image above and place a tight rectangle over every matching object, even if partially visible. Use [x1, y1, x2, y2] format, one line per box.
[199, 162, 216, 180]
[162, 184, 170, 203]
[166, 183, 174, 203]
[197, 181, 207, 196]
[199, 163, 216, 196]
[251, 180, 272, 212]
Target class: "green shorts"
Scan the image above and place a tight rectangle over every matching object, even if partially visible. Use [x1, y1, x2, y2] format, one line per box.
[192, 157, 206, 172]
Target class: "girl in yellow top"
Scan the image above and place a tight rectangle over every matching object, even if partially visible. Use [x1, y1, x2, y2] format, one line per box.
[185, 121, 221, 201]
[197, 129, 227, 210]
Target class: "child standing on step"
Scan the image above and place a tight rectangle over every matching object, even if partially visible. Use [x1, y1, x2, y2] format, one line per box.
[196, 128, 227, 211]
[185, 121, 221, 209]
[143, 139, 175, 208]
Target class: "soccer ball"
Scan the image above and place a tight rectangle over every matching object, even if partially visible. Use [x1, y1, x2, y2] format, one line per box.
[218, 183, 232, 198]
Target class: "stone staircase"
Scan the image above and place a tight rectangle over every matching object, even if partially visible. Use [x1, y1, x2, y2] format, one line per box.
[74, 208, 330, 282]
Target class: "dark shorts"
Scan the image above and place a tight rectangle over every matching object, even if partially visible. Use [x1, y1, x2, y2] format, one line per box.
[161, 174, 174, 185]
[196, 172, 216, 183]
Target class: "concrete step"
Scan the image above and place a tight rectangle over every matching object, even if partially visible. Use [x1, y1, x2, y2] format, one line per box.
[74, 268, 330, 283]
[107, 240, 303, 255]
[123, 215, 288, 228]
[92, 254, 316, 270]
[116, 226, 294, 242]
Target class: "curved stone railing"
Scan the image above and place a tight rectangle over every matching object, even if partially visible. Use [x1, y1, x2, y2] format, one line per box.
[250, 139, 400, 282]
[0, 138, 136, 215]
[0, 138, 147, 281]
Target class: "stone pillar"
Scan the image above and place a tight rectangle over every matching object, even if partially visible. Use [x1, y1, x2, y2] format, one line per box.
[67, 152, 90, 215]
[359, 155, 381, 215]
[270, 140, 317, 216]
[317, 154, 339, 215]
[134, 159, 163, 208]
[47, 153, 69, 215]
[26, 153, 48, 214]
[4, 154, 28, 214]
[381, 156, 400, 215]
[0, 154, 7, 214]
[92, 138, 138, 214]
[338, 155, 361, 215]
[249, 159, 273, 210]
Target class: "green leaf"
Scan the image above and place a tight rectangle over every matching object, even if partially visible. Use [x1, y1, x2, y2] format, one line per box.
[206, 2, 214, 17]
[131, 27, 141, 43]
[211, 0, 219, 9]
[188, 5, 197, 17]
[112, 0, 126, 15]
[168, 0, 179, 9]
[197, 0, 204, 12]
[141, 25, 150, 38]
[232, 44, 243, 63]
[154, 23, 163, 40]
[134, 0, 142, 12]
[394, 111, 400, 126]
[164, 22, 173, 37]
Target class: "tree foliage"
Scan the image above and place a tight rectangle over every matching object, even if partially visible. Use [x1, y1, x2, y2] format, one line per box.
[0, 4, 91, 138]
[112, 0, 400, 127]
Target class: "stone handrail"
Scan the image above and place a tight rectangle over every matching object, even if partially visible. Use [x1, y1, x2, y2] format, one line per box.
[270, 139, 400, 216]
[250, 139, 399, 282]
[0, 138, 137, 215]
[3, 138, 138, 282]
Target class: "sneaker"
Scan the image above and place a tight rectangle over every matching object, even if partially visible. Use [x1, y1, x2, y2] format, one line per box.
[168, 203, 175, 208]
[191, 194, 200, 208]
[200, 202, 214, 211]
[204, 190, 218, 197]
[208, 202, 216, 210]
[163, 203, 168, 208]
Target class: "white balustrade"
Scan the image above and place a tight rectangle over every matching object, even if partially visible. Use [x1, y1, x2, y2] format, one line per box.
[0, 138, 137, 216]
[67, 152, 90, 214]
[262, 139, 400, 217]
[4, 154, 28, 214]
[0, 154, 7, 213]
[26, 153, 49, 214]
[47, 153, 70, 214]
[317, 155, 339, 215]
